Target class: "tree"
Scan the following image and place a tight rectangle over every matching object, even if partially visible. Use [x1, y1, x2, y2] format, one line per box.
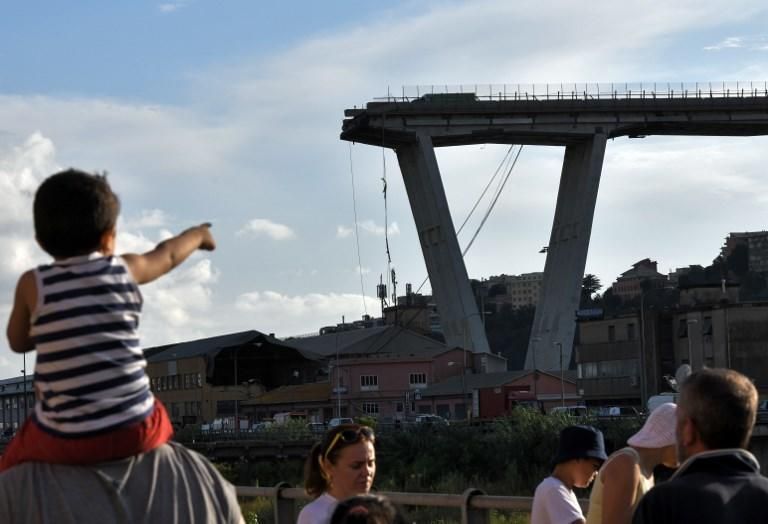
[580, 274, 602, 307]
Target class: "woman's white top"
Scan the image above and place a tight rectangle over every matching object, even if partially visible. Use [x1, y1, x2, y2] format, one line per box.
[297, 492, 338, 524]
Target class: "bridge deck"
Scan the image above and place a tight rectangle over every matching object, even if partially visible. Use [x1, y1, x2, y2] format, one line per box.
[342, 92, 768, 147]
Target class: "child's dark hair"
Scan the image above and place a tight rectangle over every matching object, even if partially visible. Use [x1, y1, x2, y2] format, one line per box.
[304, 424, 375, 498]
[330, 494, 406, 524]
[34, 169, 121, 258]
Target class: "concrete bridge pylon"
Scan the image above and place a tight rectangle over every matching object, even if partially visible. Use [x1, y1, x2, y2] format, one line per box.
[396, 133, 490, 354]
[526, 134, 606, 370]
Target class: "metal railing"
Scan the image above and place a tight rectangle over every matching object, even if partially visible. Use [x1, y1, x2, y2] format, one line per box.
[377, 82, 768, 102]
[236, 483, 583, 524]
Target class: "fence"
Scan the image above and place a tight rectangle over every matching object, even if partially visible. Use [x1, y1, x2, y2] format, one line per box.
[378, 82, 768, 102]
[235, 484, 589, 524]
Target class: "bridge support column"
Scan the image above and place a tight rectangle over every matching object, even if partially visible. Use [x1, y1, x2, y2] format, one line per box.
[396, 134, 490, 353]
[526, 134, 607, 371]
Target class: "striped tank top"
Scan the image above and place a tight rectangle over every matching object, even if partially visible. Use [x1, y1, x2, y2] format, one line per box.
[30, 254, 154, 437]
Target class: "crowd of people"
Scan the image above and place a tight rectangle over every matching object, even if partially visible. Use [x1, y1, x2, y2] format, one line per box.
[3, 170, 768, 523]
[300, 368, 768, 524]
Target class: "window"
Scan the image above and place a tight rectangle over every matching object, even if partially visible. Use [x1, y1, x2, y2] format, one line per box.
[395, 402, 404, 413]
[409, 373, 427, 386]
[702, 316, 713, 336]
[196, 373, 203, 388]
[627, 323, 635, 341]
[360, 375, 378, 391]
[678, 319, 688, 338]
[608, 325, 615, 342]
[362, 402, 379, 415]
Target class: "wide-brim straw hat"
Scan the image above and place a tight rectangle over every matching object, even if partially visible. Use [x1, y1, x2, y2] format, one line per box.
[628, 402, 677, 448]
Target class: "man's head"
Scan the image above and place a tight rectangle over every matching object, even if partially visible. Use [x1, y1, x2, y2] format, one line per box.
[676, 368, 757, 462]
[34, 169, 120, 258]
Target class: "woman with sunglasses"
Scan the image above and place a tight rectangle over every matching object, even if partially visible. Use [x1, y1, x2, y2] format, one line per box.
[298, 424, 377, 524]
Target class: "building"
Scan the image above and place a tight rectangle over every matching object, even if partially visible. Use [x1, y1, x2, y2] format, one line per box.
[145, 330, 325, 426]
[480, 272, 544, 312]
[576, 292, 768, 407]
[287, 324, 506, 422]
[416, 369, 578, 418]
[0, 375, 34, 434]
[576, 312, 648, 407]
[722, 231, 768, 273]
[612, 259, 668, 301]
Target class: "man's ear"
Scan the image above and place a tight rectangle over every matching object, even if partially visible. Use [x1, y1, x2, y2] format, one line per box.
[679, 416, 697, 448]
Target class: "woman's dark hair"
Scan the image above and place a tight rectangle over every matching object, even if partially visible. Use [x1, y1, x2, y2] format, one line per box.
[330, 494, 406, 524]
[34, 169, 120, 258]
[303, 424, 375, 498]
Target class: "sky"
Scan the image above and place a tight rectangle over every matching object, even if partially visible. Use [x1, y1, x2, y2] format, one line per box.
[1, 0, 768, 379]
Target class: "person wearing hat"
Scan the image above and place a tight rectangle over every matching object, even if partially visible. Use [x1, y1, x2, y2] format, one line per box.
[585, 403, 678, 524]
[531, 425, 608, 524]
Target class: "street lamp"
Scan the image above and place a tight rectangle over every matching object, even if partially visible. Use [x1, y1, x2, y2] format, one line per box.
[554, 342, 565, 407]
[686, 318, 698, 370]
[531, 337, 541, 406]
[21, 353, 27, 419]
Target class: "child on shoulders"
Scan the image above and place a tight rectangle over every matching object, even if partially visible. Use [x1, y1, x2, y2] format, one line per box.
[2, 168, 215, 469]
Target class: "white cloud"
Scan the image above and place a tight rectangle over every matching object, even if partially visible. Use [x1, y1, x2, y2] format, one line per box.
[336, 225, 353, 238]
[0, 132, 57, 227]
[338, 220, 400, 238]
[0, 236, 43, 277]
[237, 218, 296, 240]
[158, 2, 187, 14]
[121, 209, 169, 230]
[140, 258, 219, 346]
[704, 35, 768, 51]
[234, 290, 379, 337]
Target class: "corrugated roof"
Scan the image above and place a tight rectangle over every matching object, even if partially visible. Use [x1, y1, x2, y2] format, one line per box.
[419, 370, 531, 397]
[145, 330, 324, 363]
[287, 325, 448, 359]
[420, 369, 578, 397]
[0, 375, 33, 397]
[242, 382, 333, 405]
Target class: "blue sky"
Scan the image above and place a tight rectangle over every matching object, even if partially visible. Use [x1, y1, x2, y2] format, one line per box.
[1, 0, 768, 379]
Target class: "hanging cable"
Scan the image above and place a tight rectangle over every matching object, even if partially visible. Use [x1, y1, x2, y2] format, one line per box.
[360, 144, 524, 357]
[348, 143, 368, 316]
[415, 145, 520, 293]
[462, 144, 523, 256]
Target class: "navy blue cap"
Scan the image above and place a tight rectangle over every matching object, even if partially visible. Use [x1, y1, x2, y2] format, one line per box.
[554, 425, 608, 465]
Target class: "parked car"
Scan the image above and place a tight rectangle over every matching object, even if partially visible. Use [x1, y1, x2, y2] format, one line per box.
[414, 414, 449, 426]
[647, 393, 678, 412]
[549, 406, 588, 417]
[328, 417, 354, 428]
[595, 406, 641, 418]
[250, 421, 273, 432]
[306, 422, 327, 434]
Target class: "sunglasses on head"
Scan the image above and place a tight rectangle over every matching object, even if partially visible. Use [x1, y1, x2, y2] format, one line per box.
[323, 426, 374, 460]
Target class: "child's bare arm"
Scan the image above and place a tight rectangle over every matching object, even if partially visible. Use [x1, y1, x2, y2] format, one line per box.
[7, 270, 36, 353]
[122, 223, 216, 285]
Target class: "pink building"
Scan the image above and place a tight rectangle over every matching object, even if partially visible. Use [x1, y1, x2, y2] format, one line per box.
[417, 370, 579, 419]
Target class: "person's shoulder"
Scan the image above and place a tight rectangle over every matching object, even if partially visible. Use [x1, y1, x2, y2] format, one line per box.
[535, 476, 573, 498]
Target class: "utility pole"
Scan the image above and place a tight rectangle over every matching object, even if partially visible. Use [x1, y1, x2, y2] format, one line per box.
[555, 342, 565, 407]
[233, 347, 239, 435]
[22, 353, 27, 419]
